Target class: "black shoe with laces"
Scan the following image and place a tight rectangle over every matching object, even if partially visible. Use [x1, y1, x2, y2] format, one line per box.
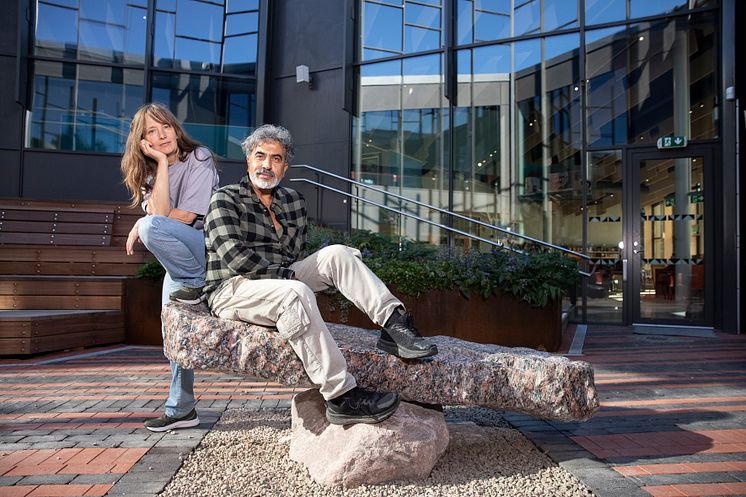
[144, 409, 200, 432]
[325, 387, 400, 425]
[169, 285, 206, 305]
[378, 308, 438, 359]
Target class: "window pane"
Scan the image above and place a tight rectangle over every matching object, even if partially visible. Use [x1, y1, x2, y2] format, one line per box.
[363, 2, 403, 55]
[34, 2, 78, 58]
[174, 37, 221, 70]
[223, 34, 258, 74]
[543, 0, 577, 31]
[404, 25, 439, 53]
[587, 150, 624, 324]
[176, 0, 223, 42]
[477, 0, 509, 13]
[514, 0, 540, 36]
[629, 0, 690, 19]
[79, 20, 124, 62]
[79, 0, 123, 22]
[585, 0, 625, 25]
[475, 11, 510, 42]
[27, 61, 144, 152]
[153, 10, 176, 67]
[457, 0, 473, 45]
[227, 0, 259, 12]
[473, 43, 510, 74]
[156, 0, 176, 11]
[226, 11, 258, 36]
[124, 6, 147, 64]
[151, 73, 255, 160]
[405, 2, 440, 29]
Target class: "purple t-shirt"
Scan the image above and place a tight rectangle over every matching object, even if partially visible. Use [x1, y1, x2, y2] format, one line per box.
[143, 147, 219, 230]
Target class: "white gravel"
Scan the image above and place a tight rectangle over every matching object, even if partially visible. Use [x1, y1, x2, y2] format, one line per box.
[160, 406, 596, 497]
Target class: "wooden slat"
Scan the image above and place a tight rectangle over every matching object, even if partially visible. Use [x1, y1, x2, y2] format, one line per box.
[0, 280, 124, 296]
[0, 328, 124, 355]
[0, 295, 122, 310]
[0, 220, 112, 234]
[0, 233, 112, 246]
[0, 246, 151, 263]
[0, 312, 123, 337]
[0, 208, 114, 223]
[0, 262, 142, 276]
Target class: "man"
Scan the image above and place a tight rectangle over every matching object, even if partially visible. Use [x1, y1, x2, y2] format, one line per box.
[203, 124, 438, 425]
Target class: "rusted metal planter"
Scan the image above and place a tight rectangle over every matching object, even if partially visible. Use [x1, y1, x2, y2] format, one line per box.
[318, 289, 562, 352]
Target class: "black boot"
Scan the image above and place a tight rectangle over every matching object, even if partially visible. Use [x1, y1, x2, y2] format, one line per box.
[378, 308, 438, 359]
[325, 387, 400, 425]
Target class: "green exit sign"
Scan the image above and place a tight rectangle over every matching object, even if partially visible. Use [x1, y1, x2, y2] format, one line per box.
[656, 135, 688, 149]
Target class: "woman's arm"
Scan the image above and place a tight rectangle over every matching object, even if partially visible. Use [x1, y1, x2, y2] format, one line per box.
[140, 140, 171, 216]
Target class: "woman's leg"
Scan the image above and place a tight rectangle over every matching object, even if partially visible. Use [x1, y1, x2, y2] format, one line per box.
[138, 215, 206, 288]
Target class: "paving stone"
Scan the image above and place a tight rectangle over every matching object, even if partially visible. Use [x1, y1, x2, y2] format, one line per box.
[108, 481, 170, 494]
[0, 476, 23, 485]
[70, 474, 122, 485]
[18, 474, 76, 485]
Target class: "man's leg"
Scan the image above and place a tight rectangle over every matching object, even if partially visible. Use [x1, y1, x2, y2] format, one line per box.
[138, 215, 206, 303]
[290, 245, 437, 358]
[210, 276, 398, 424]
[144, 272, 199, 432]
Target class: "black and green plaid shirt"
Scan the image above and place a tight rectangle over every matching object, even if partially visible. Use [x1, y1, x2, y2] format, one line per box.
[203, 175, 307, 301]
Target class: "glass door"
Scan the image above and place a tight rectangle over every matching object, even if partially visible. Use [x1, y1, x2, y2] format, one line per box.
[628, 148, 713, 326]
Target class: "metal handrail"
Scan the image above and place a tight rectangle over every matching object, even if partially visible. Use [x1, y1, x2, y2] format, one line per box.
[291, 164, 590, 261]
[290, 168, 592, 278]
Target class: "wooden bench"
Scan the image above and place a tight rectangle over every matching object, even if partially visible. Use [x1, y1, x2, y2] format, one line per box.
[0, 198, 155, 355]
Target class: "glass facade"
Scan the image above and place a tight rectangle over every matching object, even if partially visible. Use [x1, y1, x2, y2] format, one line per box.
[354, 0, 720, 324]
[27, 0, 259, 158]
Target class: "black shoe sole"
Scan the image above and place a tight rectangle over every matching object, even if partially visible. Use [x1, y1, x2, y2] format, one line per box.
[169, 294, 207, 305]
[376, 338, 438, 359]
[144, 416, 200, 432]
[325, 397, 400, 426]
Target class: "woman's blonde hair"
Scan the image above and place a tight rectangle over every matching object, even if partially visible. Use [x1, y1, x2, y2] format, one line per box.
[120, 103, 204, 206]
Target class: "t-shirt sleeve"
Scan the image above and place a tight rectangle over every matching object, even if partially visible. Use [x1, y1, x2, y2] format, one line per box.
[175, 150, 218, 216]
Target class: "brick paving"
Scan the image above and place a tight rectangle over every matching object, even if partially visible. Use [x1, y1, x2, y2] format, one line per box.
[506, 325, 746, 497]
[0, 325, 744, 497]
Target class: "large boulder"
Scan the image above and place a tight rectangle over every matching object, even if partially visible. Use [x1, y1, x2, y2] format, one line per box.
[289, 389, 449, 487]
[162, 303, 599, 422]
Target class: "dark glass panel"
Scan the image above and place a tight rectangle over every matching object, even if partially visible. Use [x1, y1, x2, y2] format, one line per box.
[227, 0, 259, 12]
[151, 73, 255, 159]
[176, 0, 223, 42]
[223, 34, 258, 74]
[156, 0, 176, 12]
[586, 150, 624, 324]
[362, 2, 403, 56]
[543, 0, 577, 31]
[124, 6, 147, 64]
[514, 0, 540, 36]
[476, 0, 509, 13]
[474, 11, 510, 42]
[585, 0, 625, 25]
[153, 10, 176, 67]
[78, 20, 125, 62]
[34, 2, 78, 58]
[79, 0, 123, 22]
[456, 0, 473, 45]
[404, 25, 440, 53]
[174, 37, 221, 71]
[27, 61, 144, 152]
[226, 12, 258, 36]
[45, 0, 77, 7]
[405, 2, 440, 29]
[629, 0, 688, 19]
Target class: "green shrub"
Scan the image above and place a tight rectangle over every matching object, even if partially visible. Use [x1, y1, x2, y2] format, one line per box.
[307, 225, 580, 307]
[136, 258, 166, 280]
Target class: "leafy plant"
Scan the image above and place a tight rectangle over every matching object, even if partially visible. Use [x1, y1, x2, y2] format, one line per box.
[307, 225, 580, 307]
[136, 258, 166, 280]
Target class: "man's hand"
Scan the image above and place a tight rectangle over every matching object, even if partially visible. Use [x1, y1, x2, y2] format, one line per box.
[126, 219, 142, 255]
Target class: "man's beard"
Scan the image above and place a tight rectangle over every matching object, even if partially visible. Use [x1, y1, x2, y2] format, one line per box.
[250, 168, 281, 190]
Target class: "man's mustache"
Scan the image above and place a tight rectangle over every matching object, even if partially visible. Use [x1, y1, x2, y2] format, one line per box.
[256, 168, 275, 178]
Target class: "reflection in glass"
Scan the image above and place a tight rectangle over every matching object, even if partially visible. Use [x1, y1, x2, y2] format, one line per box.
[475, 11, 510, 42]
[27, 61, 144, 152]
[514, 0, 540, 36]
[586, 14, 718, 146]
[639, 158, 705, 322]
[586, 151, 623, 323]
[362, 2, 403, 58]
[353, 56, 447, 244]
[151, 73, 255, 160]
[543, 0, 577, 31]
[35, 0, 147, 64]
[585, 0, 625, 25]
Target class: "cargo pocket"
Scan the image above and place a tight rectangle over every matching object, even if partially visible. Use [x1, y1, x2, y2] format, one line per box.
[276, 291, 311, 340]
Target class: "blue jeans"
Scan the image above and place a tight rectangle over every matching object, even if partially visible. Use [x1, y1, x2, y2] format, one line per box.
[139, 215, 203, 417]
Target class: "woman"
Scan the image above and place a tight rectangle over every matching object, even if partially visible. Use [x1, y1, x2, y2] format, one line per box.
[121, 102, 219, 432]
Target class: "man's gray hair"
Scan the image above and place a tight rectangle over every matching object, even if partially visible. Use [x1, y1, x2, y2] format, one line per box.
[241, 124, 295, 163]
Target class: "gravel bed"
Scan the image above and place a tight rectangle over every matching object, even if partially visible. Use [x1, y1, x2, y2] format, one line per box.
[160, 406, 595, 497]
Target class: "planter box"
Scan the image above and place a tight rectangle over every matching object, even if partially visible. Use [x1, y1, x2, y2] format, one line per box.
[123, 278, 163, 346]
[318, 289, 562, 352]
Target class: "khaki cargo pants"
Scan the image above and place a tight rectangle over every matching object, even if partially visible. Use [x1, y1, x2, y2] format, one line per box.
[209, 245, 402, 400]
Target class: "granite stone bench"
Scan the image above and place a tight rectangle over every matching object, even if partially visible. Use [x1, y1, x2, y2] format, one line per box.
[162, 303, 599, 422]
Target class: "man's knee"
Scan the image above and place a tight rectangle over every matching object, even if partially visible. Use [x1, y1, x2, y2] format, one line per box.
[316, 244, 362, 263]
